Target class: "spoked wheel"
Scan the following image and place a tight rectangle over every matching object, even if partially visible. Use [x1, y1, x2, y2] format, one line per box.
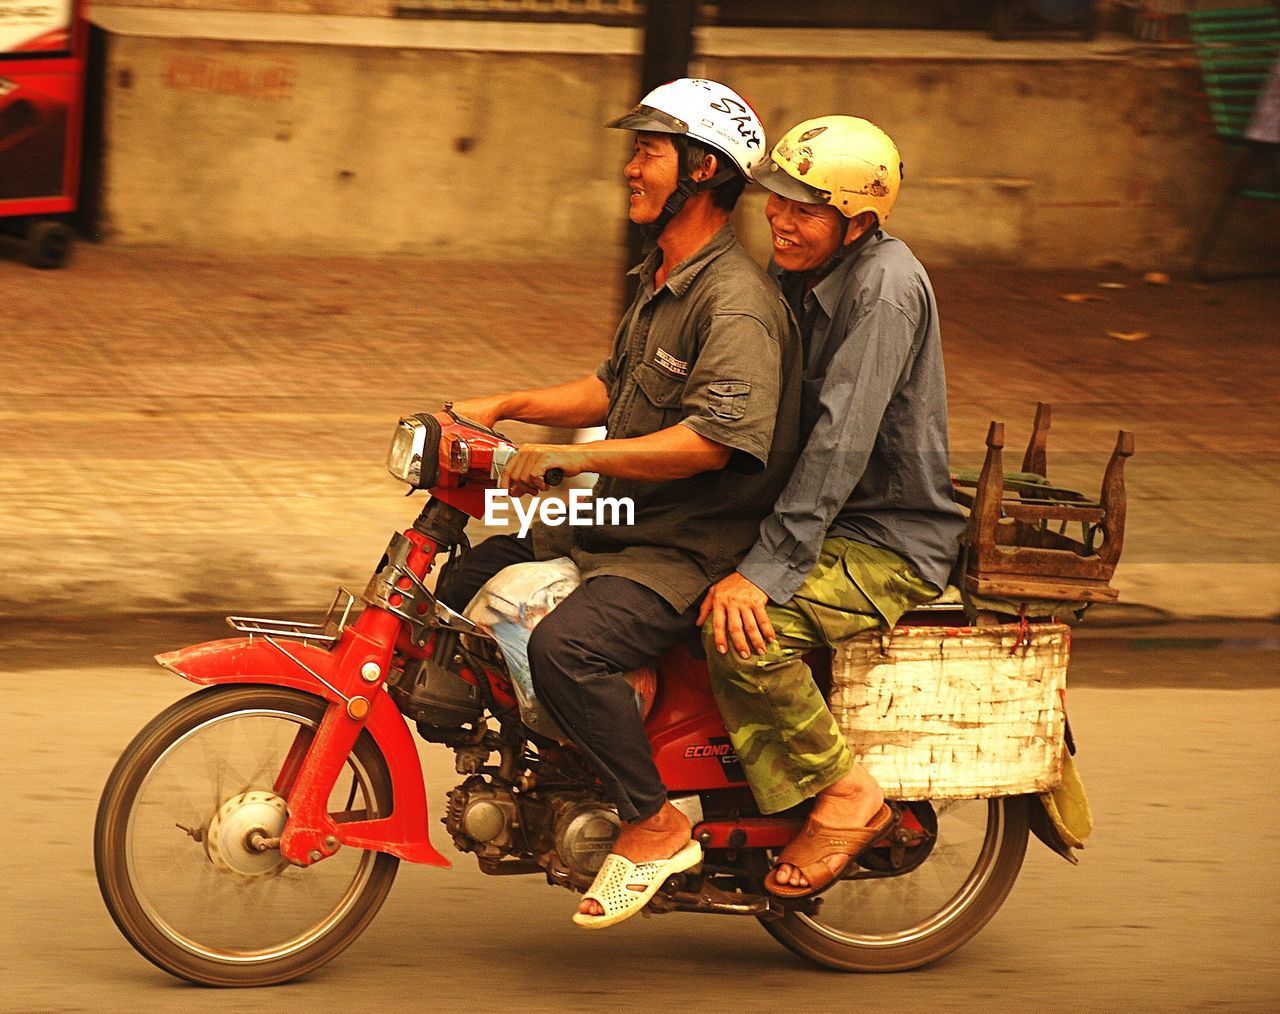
[761, 796, 1029, 971]
[95, 686, 399, 986]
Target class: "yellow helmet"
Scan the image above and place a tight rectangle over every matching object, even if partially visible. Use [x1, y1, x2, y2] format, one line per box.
[760, 116, 903, 223]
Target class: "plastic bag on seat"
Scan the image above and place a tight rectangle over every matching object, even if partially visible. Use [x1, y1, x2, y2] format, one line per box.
[464, 558, 655, 742]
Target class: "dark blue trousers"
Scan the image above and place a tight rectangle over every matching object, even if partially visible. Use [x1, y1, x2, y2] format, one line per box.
[436, 534, 699, 822]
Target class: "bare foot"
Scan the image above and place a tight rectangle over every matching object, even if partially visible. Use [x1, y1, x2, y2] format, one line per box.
[773, 765, 884, 890]
[578, 800, 692, 917]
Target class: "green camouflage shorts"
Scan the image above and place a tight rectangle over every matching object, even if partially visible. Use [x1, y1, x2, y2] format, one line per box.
[704, 539, 937, 814]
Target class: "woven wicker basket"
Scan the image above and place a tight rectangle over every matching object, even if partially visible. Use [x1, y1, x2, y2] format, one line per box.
[829, 623, 1070, 800]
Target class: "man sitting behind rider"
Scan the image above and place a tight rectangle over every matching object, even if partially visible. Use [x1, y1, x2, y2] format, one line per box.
[698, 116, 966, 898]
[437, 80, 802, 926]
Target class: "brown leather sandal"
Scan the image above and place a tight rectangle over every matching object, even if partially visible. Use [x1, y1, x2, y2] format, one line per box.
[764, 803, 896, 899]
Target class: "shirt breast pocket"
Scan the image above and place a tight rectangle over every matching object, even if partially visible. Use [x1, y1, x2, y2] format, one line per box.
[632, 361, 687, 432]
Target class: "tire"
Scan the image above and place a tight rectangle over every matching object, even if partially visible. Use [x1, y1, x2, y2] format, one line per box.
[27, 221, 73, 269]
[95, 685, 399, 986]
[760, 796, 1030, 972]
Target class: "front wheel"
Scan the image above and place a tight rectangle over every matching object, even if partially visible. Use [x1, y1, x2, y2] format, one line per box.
[761, 796, 1029, 972]
[95, 685, 399, 986]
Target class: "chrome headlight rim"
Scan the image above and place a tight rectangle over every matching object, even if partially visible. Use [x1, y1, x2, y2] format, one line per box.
[386, 413, 441, 489]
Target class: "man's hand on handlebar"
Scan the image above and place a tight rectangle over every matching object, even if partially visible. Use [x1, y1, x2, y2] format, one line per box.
[448, 396, 507, 430]
[698, 571, 776, 660]
[503, 444, 585, 497]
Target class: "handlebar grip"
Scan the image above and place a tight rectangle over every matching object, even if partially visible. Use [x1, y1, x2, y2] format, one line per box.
[544, 467, 564, 488]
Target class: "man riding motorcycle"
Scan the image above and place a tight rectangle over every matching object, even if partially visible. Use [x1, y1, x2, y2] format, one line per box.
[698, 115, 967, 898]
[439, 78, 802, 927]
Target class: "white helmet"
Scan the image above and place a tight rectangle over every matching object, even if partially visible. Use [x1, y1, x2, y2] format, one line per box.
[607, 78, 767, 180]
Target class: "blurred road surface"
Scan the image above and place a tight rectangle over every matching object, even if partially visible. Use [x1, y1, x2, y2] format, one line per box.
[1, 625, 1277, 1012]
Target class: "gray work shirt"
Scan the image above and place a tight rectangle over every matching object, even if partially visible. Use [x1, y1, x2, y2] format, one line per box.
[737, 229, 965, 603]
[533, 223, 802, 612]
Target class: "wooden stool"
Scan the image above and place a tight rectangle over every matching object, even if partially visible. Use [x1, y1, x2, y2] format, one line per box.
[953, 404, 1134, 603]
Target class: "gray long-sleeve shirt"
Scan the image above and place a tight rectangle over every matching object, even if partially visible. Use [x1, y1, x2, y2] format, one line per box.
[737, 229, 966, 603]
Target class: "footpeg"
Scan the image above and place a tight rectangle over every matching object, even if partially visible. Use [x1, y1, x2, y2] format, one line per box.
[646, 880, 772, 917]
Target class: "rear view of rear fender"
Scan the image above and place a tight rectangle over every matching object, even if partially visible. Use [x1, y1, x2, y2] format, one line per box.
[156, 637, 449, 867]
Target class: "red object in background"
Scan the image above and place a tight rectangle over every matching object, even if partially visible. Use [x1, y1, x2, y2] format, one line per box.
[1, 0, 87, 218]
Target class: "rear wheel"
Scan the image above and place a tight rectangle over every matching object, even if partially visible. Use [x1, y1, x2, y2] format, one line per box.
[761, 796, 1029, 971]
[95, 686, 399, 986]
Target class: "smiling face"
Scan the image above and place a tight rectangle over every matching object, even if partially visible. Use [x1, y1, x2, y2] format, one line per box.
[623, 132, 681, 225]
[764, 192, 849, 273]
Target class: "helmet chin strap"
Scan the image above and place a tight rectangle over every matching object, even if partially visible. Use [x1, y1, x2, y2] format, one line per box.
[640, 166, 738, 241]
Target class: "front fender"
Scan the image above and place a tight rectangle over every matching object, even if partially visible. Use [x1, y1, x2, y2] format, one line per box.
[158, 637, 339, 695]
[156, 637, 450, 867]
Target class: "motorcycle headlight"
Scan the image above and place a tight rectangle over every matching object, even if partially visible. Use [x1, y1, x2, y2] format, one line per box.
[386, 414, 441, 488]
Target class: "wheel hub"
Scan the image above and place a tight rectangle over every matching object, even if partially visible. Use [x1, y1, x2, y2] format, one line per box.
[206, 790, 289, 878]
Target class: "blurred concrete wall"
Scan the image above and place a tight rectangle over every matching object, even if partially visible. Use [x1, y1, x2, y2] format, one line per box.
[89, 9, 1242, 269]
[719, 49, 1218, 270]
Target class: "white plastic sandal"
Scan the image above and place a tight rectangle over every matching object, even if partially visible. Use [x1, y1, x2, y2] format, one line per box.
[572, 839, 703, 930]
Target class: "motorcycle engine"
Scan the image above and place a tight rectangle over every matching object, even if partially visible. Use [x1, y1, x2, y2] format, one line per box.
[444, 779, 619, 881]
[547, 794, 620, 881]
[445, 777, 520, 859]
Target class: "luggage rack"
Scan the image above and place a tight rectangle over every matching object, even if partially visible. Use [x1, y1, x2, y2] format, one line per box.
[227, 587, 357, 648]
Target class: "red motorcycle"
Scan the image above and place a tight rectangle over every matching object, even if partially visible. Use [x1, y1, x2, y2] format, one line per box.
[95, 408, 1042, 987]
